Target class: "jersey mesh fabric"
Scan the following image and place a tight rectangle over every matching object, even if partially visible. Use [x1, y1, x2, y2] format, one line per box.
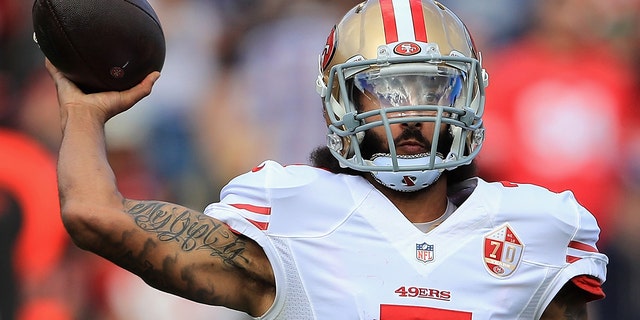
[266, 237, 314, 319]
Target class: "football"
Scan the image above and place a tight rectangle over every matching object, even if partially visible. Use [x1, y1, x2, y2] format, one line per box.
[32, 0, 166, 93]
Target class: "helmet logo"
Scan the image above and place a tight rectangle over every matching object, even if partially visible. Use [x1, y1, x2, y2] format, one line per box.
[402, 175, 417, 187]
[393, 42, 421, 56]
[321, 25, 337, 70]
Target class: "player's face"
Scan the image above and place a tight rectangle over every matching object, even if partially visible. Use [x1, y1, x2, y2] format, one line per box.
[356, 90, 449, 158]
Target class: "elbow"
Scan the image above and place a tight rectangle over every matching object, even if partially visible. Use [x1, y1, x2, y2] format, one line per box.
[58, 185, 126, 251]
[59, 201, 105, 251]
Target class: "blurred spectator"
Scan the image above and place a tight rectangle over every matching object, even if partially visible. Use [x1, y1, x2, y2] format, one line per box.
[594, 177, 640, 318]
[0, 129, 71, 320]
[194, 0, 349, 187]
[0, 73, 13, 126]
[212, 0, 288, 66]
[588, 0, 640, 80]
[439, 0, 534, 50]
[1, 0, 43, 88]
[0, 188, 20, 320]
[477, 0, 637, 245]
[15, 69, 62, 152]
[0, 0, 19, 39]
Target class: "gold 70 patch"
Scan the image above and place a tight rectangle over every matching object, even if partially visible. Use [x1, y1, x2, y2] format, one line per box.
[483, 223, 524, 278]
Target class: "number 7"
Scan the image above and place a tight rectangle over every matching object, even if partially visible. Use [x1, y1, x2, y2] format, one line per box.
[380, 304, 472, 319]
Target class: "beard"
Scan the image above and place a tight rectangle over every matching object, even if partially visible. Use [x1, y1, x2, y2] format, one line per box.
[309, 125, 476, 186]
[360, 126, 453, 159]
[310, 126, 455, 174]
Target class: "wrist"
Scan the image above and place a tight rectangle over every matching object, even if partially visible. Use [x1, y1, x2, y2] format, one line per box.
[61, 106, 108, 134]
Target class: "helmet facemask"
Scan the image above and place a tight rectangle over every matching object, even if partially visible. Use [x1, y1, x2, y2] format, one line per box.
[319, 43, 486, 191]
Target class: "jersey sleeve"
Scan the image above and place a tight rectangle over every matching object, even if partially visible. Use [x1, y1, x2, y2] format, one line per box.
[203, 160, 358, 319]
[210, 159, 364, 238]
[211, 160, 327, 233]
[544, 190, 609, 307]
[202, 161, 288, 319]
[204, 160, 278, 234]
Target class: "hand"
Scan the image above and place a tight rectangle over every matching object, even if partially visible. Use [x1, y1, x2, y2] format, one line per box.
[45, 59, 161, 126]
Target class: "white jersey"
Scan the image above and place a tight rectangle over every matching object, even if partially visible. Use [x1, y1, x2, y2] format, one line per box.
[204, 161, 608, 320]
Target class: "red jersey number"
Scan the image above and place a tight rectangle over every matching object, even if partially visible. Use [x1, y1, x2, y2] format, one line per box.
[380, 304, 472, 319]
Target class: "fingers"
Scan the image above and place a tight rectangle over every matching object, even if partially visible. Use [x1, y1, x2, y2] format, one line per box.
[44, 58, 161, 122]
[127, 71, 161, 101]
[44, 58, 58, 76]
[44, 59, 87, 113]
[117, 71, 161, 110]
[44, 58, 69, 88]
[45, 58, 159, 97]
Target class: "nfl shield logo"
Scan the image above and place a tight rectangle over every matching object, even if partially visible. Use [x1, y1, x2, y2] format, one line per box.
[416, 242, 435, 263]
[483, 223, 524, 278]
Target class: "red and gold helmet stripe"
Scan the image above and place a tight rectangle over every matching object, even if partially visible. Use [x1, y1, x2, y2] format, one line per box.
[379, 0, 428, 44]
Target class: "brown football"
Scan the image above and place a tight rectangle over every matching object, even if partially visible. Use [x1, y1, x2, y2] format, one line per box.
[32, 0, 166, 93]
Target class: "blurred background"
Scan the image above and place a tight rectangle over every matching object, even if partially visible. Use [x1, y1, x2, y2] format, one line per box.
[1, 0, 638, 319]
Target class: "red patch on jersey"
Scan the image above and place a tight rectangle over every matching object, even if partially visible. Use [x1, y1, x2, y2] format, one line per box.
[483, 223, 524, 278]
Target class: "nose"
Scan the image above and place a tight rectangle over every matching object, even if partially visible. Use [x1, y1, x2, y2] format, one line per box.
[400, 117, 422, 128]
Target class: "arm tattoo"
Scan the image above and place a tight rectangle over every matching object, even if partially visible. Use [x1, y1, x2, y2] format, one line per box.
[98, 200, 259, 303]
[125, 201, 249, 267]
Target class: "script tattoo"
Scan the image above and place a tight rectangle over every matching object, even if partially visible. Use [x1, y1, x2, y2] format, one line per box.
[126, 201, 249, 267]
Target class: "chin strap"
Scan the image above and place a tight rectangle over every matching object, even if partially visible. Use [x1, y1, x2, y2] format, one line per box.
[368, 153, 445, 192]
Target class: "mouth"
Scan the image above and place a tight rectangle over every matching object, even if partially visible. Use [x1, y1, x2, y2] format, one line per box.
[395, 140, 427, 154]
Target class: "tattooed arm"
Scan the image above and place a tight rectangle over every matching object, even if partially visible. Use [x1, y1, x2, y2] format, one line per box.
[103, 200, 274, 315]
[48, 61, 275, 316]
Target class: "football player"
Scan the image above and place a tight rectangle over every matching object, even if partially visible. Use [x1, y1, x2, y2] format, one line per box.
[48, 0, 607, 319]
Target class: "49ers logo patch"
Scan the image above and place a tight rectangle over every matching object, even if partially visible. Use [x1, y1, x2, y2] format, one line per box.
[483, 223, 524, 278]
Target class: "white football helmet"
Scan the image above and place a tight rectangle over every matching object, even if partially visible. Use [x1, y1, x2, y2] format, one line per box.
[316, 0, 488, 191]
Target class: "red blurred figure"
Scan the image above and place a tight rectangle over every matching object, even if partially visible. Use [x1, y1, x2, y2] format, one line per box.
[0, 129, 71, 320]
[478, 0, 637, 245]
